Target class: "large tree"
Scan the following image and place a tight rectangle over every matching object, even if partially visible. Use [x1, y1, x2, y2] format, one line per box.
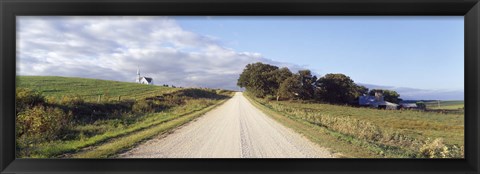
[297, 70, 317, 100]
[315, 73, 362, 104]
[272, 67, 293, 85]
[356, 85, 369, 96]
[237, 62, 280, 98]
[271, 67, 294, 100]
[277, 75, 302, 100]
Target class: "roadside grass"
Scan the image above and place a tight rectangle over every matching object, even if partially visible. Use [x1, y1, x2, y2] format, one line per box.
[245, 96, 378, 158]
[34, 108, 193, 158]
[245, 93, 464, 158]
[72, 98, 230, 158]
[16, 76, 234, 158]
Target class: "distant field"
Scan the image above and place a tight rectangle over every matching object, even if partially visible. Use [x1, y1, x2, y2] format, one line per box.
[276, 101, 464, 145]
[425, 100, 464, 110]
[17, 76, 181, 102]
[16, 76, 233, 158]
[247, 93, 464, 158]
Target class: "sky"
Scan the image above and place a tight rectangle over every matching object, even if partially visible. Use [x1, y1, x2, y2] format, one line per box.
[16, 16, 464, 100]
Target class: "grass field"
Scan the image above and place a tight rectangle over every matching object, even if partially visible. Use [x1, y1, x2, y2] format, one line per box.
[246, 93, 464, 158]
[16, 76, 233, 158]
[425, 100, 464, 110]
[17, 76, 181, 102]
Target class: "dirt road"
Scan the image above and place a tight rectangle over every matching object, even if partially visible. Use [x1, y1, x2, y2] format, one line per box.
[119, 92, 333, 158]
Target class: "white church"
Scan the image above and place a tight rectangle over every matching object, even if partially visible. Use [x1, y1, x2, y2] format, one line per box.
[136, 67, 153, 85]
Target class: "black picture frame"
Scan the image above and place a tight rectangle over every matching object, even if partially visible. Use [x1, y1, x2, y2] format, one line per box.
[1, 0, 479, 173]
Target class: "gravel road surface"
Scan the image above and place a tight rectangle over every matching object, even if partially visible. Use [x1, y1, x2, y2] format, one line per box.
[119, 92, 333, 158]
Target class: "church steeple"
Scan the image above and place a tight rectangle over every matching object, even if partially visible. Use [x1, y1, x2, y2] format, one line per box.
[137, 65, 140, 76]
[136, 65, 141, 83]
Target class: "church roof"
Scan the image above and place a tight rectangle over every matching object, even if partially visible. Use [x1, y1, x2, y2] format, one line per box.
[143, 77, 153, 83]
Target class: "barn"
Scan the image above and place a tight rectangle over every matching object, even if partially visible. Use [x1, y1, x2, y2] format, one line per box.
[359, 91, 399, 110]
[399, 102, 418, 109]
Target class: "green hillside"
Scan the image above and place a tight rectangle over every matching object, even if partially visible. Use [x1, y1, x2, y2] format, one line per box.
[17, 76, 180, 102]
[15, 76, 233, 158]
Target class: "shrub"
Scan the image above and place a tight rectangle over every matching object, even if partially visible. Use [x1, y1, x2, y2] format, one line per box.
[217, 89, 228, 94]
[264, 95, 277, 101]
[172, 88, 229, 100]
[416, 101, 426, 110]
[186, 99, 215, 107]
[59, 95, 85, 106]
[16, 88, 45, 113]
[132, 100, 154, 113]
[16, 106, 72, 141]
[45, 96, 58, 104]
[448, 145, 464, 158]
[163, 95, 186, 106]
[419, 138, 449, 158]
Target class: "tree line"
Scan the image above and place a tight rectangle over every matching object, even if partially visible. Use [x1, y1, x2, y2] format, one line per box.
[237, 62, 401, 104]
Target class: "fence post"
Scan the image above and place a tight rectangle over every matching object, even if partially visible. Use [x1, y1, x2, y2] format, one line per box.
[97, 95, 101, 102]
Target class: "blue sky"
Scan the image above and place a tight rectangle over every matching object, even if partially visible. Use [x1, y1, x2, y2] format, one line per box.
[173, 16, 464, 91]
[17, 16, 464, 100]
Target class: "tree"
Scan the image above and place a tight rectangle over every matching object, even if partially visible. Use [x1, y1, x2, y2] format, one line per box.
[237, 62, 280, 98]
[356, 85, 369, 96]
[315, 73, 361, 104]
[368, 89, 402, 104]
[272, 67, 293, 85]
[296, 70, 318, 100]
[278, 75, 302, 100]
[271, 67, 293, 100]
[416, 101, 426, 110]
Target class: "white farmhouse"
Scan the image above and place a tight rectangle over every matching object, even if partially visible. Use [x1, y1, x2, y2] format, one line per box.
[136, 67, 153, 85]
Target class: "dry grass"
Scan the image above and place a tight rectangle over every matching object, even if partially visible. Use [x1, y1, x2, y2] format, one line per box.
[246, 93, 464, 158]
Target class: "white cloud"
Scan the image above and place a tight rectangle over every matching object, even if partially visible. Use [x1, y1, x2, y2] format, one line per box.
[17, 16, 303, 90]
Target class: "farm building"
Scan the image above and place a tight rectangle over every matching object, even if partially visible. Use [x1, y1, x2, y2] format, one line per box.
[136, 67, 153, 85]
[359, 91, 399, 110]
[399, 102, 418, 109]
